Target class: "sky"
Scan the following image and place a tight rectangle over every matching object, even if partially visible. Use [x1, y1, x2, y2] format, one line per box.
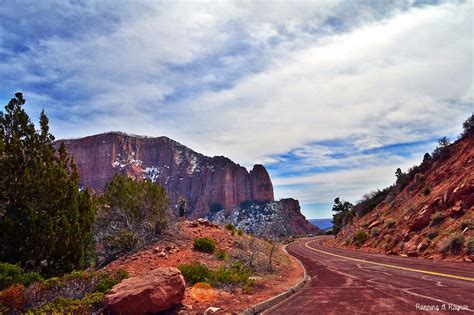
[0, 0, 472, 219]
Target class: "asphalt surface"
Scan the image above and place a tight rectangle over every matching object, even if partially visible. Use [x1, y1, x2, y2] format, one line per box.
[264, 236, 474, 315]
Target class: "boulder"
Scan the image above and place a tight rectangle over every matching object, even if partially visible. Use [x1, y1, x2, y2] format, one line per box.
[409, 206, 433, 231]
[448, 200, 465, 218]
[104, 267, 185, 315]
[449, 184, 474, 208]
[157, 251, 167, 258]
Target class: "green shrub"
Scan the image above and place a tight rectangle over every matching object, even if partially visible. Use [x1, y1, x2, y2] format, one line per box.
[0, 263, 43, 290]
[386, 220, 396, 229]
[105, 230, 137, 253]
[422, 186, 431, 195]
[208, 263, 253, 287]
[215, 249, 228, 260]
[439, 234, 465, 255]
[361, 222, 369, 228]
[238, 230, 244, 236]
[353, 231, 368, 246]
[426, 230, 439, 240]
[225, 224, 236, 232]
[36, 292, 105, 313]
[94, 269, 128, 293]
[178, 262, 253, 288]
[430, 212, 444, 226]
[194, 237, 216, 253]
[0, 268, 128, 313]
[466, 237, 474, 255]
[178, 262, 211, 285]
[95, 174, 169, 265]
[370, 227, 380, 237]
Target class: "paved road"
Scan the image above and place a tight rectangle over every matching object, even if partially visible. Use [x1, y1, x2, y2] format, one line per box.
[265, 236, 474, 314]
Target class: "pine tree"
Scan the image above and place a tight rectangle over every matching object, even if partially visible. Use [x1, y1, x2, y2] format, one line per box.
[332, 197, 354, 235]
[0, 93, 95, 277]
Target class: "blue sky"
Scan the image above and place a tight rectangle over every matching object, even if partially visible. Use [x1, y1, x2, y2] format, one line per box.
[1, 0, 472, 218]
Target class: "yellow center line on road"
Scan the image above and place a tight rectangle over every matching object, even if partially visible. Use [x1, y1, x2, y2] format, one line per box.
[304, 241, 474, 282]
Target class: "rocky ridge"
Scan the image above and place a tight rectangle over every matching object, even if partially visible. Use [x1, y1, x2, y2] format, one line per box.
[334, 134, 474, 261]
[57, 132, 317, 236]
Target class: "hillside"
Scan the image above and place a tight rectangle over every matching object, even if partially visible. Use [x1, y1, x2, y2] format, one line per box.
[101, 219, 305, 313]
[332, 133, 473, 261]
[57, 132, 318, 236]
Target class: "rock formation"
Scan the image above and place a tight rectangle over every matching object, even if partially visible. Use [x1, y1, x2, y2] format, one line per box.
[104, 267, 185, 314]
[57, 132, 274, 218]
[57, 132, 317, 236]
[211, 198, 319, 237]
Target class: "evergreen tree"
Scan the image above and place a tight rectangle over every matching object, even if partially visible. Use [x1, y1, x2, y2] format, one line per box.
[462, 114, 474, 137]
[0, 93, 95, 277]
[432, 136, 451, 161]
[94, 175, 168, 265]
[332, 197, 354, 235]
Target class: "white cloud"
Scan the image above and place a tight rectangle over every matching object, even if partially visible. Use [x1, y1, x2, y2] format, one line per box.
[273, 155, 420, 204]
[1, 0, 472, 218]
[169, 1, 472, 165]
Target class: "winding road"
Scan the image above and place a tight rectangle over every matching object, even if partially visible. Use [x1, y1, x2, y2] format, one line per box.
[265, 236, 474, 314]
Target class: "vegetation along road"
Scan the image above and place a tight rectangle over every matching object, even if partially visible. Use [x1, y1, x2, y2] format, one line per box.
[265, 236, 474, 314]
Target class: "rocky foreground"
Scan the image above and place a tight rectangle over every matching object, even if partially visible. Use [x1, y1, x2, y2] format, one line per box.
[102, 220, 304, 314]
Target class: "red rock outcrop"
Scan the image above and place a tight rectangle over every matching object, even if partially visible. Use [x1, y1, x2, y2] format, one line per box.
[334, 134, 474, 260]
[57, 132, 274, 218]
[212, 198, 319, 237]
[104, 267, 185, 314]
[279, 198, 320, 235]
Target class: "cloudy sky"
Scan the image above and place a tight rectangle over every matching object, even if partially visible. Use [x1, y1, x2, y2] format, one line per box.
[1, 0, 472, 218]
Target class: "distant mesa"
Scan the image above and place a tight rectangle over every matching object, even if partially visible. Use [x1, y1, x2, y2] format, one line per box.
[309, 219, 333, 231]
[56, 132, 318, 236]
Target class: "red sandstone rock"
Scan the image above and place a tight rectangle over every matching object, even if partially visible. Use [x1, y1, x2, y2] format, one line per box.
[104, 267, 185, 314]
[56, 132, 274, 218]
[409, 206, 433, 231]
[279, 198, 320, 235]
[448, 200, 465, 218]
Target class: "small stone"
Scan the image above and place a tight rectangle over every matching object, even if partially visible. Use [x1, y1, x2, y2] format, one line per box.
[157, 251, 167, 258]
[182, 304, 193, 310]
[204, 307, 220, 314]
[417, 240, 429, 252]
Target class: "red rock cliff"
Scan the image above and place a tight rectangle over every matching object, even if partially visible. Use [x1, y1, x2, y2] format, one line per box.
[57, 132, 274, 218]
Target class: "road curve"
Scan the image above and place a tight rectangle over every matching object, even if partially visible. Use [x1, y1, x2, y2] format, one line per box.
[264, 236, 474, 314]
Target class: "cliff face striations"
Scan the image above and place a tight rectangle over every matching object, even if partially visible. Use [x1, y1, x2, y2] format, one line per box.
[58, 132, 275, 218]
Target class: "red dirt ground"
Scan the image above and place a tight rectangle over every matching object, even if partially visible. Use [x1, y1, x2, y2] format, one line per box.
[102, 221, 304, 314]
